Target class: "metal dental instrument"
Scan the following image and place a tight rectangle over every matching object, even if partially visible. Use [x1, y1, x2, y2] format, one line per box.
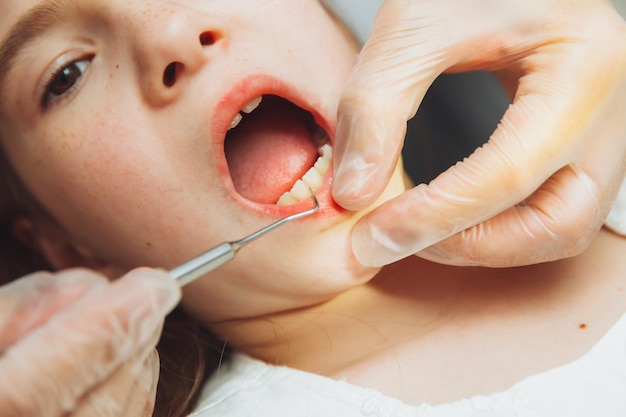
[170, 193, 319, 287]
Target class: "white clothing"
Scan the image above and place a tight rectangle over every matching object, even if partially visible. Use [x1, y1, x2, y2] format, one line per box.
[191, 313, 626, 416]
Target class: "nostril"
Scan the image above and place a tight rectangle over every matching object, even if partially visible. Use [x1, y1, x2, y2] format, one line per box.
[163, 62, 180, 87]
[199, 31, 217, 46]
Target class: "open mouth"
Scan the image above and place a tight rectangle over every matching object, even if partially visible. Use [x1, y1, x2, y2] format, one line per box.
[224, 95, 332, 206]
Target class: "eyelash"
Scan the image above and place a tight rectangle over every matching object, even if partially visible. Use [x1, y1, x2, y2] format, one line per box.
[41, 55, 94, 110]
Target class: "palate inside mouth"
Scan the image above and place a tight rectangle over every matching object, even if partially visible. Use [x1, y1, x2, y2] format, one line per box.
[225, 95, 321, 204]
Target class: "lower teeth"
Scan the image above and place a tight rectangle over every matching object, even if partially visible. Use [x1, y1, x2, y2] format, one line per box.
[276, 143, 332, 206]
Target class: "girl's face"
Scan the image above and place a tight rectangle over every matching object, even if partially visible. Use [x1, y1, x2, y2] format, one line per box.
[0, 0, 405, 321]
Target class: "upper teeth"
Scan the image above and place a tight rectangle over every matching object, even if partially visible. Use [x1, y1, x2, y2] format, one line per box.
[229, 97, 263, 130]
[242, 97, 262, 113]
[277, 143, 332, 206]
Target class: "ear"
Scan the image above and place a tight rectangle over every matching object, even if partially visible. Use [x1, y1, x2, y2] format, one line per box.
[12, 216, 110, 273]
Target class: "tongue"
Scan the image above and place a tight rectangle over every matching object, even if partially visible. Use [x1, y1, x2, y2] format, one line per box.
[225, 97, 320, 204]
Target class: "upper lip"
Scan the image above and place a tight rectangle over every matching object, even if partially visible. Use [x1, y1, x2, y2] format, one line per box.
[212, 74, 333, 144]
[211, 74, 335, 214]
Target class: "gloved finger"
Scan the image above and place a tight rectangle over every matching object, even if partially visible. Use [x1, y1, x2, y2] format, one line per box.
[351, 84, 626, 268]
[347, 97, 569, 268]
[417, 59, 626, 267]
[418, 164, 618, 266]
[332, 0, 451, 210]
[418, 87, 626, 267]
[72, 350, 160, 417]
[350, 114, 623, 267]
[0, 268, 180, 417]
[0, 270, 107, 349]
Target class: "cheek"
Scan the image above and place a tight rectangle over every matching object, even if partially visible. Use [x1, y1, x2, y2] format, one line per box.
[32, 123, 150, 200]
[302, 10, 358, 70]
[20, 121, 229, 268]
[15, 120, 165, 244]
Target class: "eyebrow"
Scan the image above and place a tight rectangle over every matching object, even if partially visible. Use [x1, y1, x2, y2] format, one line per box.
[0, 0, 71, 98]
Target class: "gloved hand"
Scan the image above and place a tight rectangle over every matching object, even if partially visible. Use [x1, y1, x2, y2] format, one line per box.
[0, 268, 181, 417]
[333, 0, 626, 267]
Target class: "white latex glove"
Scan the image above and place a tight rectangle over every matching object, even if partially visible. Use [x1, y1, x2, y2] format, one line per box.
[0, 268, 181, 417]
[332, 0, 626, 267]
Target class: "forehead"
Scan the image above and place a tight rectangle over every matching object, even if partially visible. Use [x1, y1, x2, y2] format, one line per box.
[1, 0, 38, 37]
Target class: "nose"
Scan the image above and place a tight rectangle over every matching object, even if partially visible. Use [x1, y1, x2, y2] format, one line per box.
[126, 4, 224, 106]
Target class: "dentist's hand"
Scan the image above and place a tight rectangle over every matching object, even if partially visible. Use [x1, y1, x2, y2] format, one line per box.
[333, 0, 626, 267]
[0, 268, 181, 417]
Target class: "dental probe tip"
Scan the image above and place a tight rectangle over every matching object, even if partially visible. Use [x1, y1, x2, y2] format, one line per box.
[233, 190, 319, 250]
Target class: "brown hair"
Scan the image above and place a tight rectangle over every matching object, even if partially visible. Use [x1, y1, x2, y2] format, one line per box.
[0, 149, 48, 281]
[0, 149, 225, 416]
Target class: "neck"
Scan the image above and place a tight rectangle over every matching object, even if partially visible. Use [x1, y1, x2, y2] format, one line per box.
[207, 256, 470, 374]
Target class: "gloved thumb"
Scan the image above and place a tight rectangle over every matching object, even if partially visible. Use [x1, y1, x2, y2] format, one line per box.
[332, 1, 455, 210]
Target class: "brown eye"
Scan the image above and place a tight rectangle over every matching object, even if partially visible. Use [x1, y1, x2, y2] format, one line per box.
[42, 58, 92, 108]
[49, 65, 81, 94]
